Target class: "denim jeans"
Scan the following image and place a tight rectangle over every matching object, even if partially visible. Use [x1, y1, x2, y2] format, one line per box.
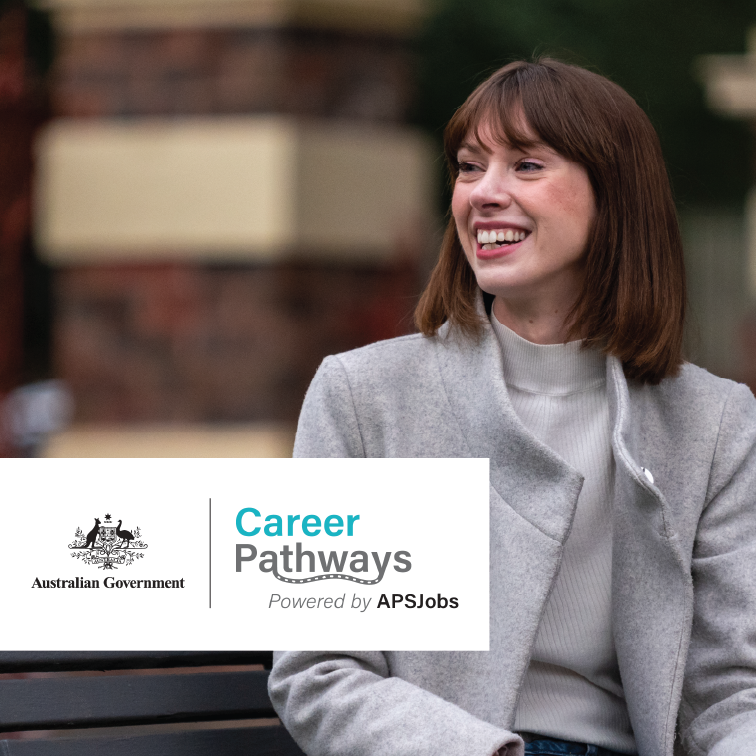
[523, 737, 629, 756]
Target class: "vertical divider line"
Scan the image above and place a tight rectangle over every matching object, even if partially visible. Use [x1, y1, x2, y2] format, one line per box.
[209, 498, 212, 609]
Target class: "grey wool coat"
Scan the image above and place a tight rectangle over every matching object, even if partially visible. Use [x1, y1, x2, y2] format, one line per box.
[269, 316, 756, 756]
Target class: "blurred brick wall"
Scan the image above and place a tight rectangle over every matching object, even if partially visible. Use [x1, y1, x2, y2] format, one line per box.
[49, 19, 425, 424]
[57, 261, 418, 423]
[54, 27, 413, 121]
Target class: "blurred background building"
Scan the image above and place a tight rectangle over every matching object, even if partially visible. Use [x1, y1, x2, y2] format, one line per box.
[18, 0, 434, 456]
[1, 0, 755, 456]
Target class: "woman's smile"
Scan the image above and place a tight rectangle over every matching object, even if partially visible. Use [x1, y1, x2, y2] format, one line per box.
[474, 225, 530, 258]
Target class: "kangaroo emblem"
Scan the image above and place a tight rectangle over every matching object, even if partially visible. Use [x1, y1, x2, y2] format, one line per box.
[84, 518, 101, 549]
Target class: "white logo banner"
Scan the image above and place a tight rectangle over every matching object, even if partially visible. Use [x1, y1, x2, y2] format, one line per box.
[0, 458, 489, 650]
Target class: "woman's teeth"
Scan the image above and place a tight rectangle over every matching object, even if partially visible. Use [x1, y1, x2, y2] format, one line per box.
[476, 229, 527, 250]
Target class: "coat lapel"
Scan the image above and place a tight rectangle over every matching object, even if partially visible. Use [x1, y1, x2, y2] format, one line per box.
[434, 321, 585, 542]
[433, 321, 584, 724]
[608, 357, 693, 756]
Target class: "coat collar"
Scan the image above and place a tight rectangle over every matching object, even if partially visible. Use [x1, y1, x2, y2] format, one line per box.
[433, 304, 677, 541]
[606, 353, 683, 542]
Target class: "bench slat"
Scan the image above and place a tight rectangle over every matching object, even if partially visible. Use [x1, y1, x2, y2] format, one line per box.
[0, 671, 274, 732]
[0, 725, 305, 756]
[0, 652, 273, 673]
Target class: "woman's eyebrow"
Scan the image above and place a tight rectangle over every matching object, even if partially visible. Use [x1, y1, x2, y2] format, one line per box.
[457, 139, 548, 157]
[457, 140, 490, 155]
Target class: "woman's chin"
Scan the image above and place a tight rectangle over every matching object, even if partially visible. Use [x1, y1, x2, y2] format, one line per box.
[472, 272, 527, 300]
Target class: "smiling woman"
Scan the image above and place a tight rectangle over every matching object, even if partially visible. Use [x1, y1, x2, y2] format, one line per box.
[269, 59, 756, 756]
[417, 58, 685, 382]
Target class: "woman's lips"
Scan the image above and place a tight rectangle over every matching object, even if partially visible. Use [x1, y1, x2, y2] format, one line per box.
[476, 238, 524, 259]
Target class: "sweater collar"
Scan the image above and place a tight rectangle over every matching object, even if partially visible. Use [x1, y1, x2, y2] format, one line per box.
[489, 312, 605, 396]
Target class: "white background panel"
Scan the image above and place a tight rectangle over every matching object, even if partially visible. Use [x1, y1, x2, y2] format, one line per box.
[0, 458, 489, 650]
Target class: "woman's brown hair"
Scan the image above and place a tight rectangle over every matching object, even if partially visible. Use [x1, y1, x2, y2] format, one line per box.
[415, 58, 686, 384]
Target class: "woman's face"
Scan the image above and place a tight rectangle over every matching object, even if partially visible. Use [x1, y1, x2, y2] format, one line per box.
[451, 119, 596, 312]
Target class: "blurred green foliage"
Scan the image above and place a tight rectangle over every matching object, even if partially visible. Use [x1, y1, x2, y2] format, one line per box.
[413, 0, 756, 209]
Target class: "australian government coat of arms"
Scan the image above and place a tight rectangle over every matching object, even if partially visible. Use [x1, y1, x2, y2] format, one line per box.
[69, 513, 148, 569]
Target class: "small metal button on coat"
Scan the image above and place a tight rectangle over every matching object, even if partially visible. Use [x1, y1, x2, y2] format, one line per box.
[641, 467, 654, 485]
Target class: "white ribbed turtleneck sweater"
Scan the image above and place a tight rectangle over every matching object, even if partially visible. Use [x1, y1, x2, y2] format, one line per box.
[490, 313, 637, 755]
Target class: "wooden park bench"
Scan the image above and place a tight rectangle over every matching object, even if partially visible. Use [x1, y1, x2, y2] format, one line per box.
[0, 651, 304, 755]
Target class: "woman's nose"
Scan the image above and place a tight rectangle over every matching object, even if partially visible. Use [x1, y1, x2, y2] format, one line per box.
[469, 167, 512, 210]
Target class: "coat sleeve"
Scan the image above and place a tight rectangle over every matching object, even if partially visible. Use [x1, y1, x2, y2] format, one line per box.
[271, 357, 523, 756]
[679, 382, 756, 756]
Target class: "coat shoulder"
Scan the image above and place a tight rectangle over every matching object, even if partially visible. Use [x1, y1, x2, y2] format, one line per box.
[653, 361, 754, 419]
[328, 331, 484, 411]
[331, 332, 440, 386]
[633, 361, 756, 448]
[676, 361, 744, 393]
[296, 332, 468, 457]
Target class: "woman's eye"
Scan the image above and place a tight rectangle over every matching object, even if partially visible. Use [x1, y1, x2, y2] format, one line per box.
[516, 160, 542, 173]
[458, 161, 482, 174]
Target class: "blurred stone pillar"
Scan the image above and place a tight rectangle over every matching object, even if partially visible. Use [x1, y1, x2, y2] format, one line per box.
[34, 0, 433, 425]
[700, 29, 756, 390]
